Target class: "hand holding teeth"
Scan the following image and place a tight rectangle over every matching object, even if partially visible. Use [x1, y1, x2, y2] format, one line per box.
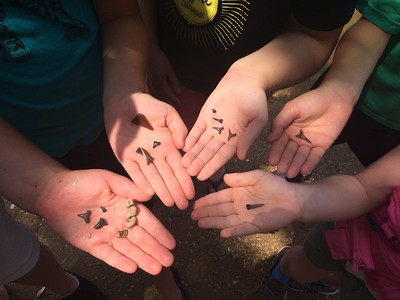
[77, 198, 138, 241]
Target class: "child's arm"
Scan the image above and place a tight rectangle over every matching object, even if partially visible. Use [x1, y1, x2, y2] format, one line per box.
[191, 146, 400, 237]
[268, 18, 391, 177]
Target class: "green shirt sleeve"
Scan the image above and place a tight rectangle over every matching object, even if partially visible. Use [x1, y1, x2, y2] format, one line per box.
[356, 0, 400, 34]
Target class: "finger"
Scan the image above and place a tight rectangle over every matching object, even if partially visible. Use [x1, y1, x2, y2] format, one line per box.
[237, 119, 266, 160]
[128, 224, 174, 267]
[155, 155, 189, 209]
[267, 122, 284, 143]
[286, 145, 310, 178]
[187, 137, 225, 179]
[111, 236, 164, 275]
[267, 104, 298, 142]
[276, 140, 298, 174]
[166, 106, 188, 149]
[106, 171, 152, 201]
[268, 134, 289, 166]
[136, 204, 176, 250]
[196, 143, 235, 181]
[183, 121, 207, 154]
[192, 188, 233, 210]
[267, 119, 285, 143]
[89, 243, 138, 273]
[182, 132, 213, 170]
[301, 147, 326, 175]
[191, 202, 235, 220]
[224, 170, 264, 188]
[221, 224, 260, 238]
[135, 152, 175, 207]
[197, 214, 242, 229]
[124, 161, 155, 196]
[166, 152, 195, 202]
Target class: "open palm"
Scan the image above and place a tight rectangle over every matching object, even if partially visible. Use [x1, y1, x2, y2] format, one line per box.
[38, 169, 176, 275]
[105, 93, 195, 209]
[191, 170, 300, 237]
[268, 88, 353, 178]
[182, 74, 269, 181]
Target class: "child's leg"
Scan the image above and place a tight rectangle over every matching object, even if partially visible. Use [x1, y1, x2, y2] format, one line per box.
[0, 286, 9, 300]
[14, 244, 79, 297]
[280, 245, 340, 286]
[276, 222, 375, 299]
[1, 199, 103, 299]
[260, 223, 341, 299]
[154, 267, 187, 300]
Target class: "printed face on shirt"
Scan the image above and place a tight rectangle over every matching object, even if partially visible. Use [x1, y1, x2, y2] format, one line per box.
[165, 0, 251, 50]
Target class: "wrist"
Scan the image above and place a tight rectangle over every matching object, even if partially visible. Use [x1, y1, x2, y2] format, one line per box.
[318, 81, 359, 109]
[319, 69, 365, 108]
[222, 66, 271, 97]
[290, 185, 306, 222]
[103, 91, 146, 111]
[35, 168, 70, 216]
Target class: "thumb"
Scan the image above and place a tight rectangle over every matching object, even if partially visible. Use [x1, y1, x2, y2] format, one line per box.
[105, 170, 152, 201]
[237, 119, 266, 160]
[166, 106, 188, 149]
[267, 105, 297, 143]
[224, 170, 265, 188]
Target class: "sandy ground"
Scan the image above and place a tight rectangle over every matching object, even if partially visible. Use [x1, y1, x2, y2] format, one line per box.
[4, 72, 364, 300]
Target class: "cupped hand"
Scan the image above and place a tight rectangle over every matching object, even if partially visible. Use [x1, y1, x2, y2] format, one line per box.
[191, 170, 300, 237]
[182, 73, 269, 181]
[267, 88, 353, 178]
[104, 93, 195, 209]
[38, 169, 176, 275]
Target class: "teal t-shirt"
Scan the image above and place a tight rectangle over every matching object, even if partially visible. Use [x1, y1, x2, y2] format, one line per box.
[0, 0, 104, 156]
[356, 0, 400, 130]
